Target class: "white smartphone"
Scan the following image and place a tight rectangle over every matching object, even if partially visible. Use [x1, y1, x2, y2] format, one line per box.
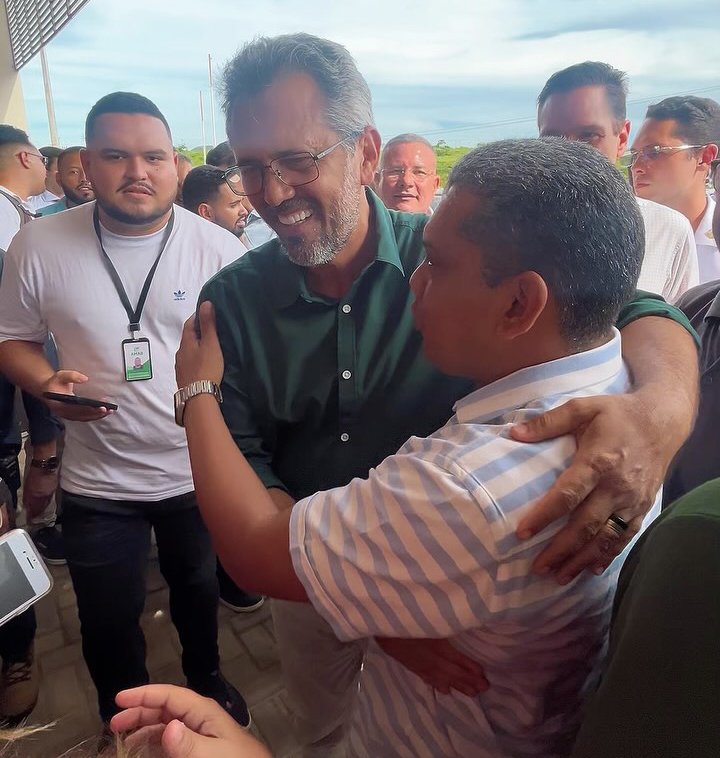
[0, 529, 53, 628]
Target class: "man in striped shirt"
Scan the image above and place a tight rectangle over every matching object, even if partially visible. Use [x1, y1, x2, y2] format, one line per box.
[176, 137, 661, 757]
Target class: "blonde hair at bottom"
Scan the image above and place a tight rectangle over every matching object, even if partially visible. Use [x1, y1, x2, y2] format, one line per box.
[0, 726, 150, 757]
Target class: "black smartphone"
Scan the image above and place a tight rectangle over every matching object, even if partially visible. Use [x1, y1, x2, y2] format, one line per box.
[42, 392, 118, 411]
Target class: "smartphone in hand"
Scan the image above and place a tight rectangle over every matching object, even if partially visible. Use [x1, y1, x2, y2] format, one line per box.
[0, 529, 53, 628]
[43, 392, 118, 411]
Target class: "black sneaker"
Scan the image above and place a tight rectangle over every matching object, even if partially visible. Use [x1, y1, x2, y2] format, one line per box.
[31, 525, 66, 566]
[190, 672, 251, 729]
[217, 562, 265, 613]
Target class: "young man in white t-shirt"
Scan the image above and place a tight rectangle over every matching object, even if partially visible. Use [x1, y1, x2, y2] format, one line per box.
[537, 61, 700, 302]
[0, 93, 250, 736]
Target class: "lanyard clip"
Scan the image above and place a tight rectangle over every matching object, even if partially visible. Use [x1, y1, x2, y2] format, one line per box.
[128, 322, 141, 335]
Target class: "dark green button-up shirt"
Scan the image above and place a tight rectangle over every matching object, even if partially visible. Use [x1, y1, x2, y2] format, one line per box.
[201, 189, 696, 500]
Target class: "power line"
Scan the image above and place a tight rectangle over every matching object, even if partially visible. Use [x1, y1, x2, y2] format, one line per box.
[415, 84, 720, 139]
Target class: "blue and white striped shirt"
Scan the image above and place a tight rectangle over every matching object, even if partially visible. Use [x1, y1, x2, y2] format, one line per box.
[290, 330, 661, 758]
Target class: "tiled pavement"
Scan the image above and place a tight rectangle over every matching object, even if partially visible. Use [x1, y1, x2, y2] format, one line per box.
[16, 556, 301, 758]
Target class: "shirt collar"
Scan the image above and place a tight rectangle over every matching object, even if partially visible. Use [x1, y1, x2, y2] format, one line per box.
[270, 187, 406, 309]
[0, 185, 29, 208]
[695, 196, 716, 246]
[454, 330, 623, 424]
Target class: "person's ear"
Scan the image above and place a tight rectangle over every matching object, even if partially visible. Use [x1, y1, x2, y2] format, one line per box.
[699, 143, 719, 171]
[197, 203, 214, 222]
[79, 149, 92, 180]
[497, 271, 548, 340]
[16, 150, 33, 169]
[616, 119, 631, 160]
[358, 127, 382, 186]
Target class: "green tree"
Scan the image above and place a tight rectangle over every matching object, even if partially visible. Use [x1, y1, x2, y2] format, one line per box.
[433, 143, 472, 185]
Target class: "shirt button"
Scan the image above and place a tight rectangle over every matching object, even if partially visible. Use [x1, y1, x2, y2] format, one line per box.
[341, 370, 352, 380]
[341, 304, 352, 314]
[340, 432, 350, 443]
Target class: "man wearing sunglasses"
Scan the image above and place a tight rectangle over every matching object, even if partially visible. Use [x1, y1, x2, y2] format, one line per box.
[630, 96, 720, 284]
[0, 125, 46, 250]
[537, 62, 699, 303]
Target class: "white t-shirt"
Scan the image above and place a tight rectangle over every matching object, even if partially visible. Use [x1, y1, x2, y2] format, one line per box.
[695, 196, 718, 284]
[0, 201, 243, 501]
[0, 185, 28, 251]
[636, 196, 698, 303]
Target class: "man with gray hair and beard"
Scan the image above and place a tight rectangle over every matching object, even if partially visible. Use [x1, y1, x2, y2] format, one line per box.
[197, 33, 698, 757]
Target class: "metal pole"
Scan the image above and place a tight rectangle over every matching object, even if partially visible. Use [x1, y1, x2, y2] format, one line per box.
[208, 54, 217, 146]
[199, 91, 207, 163]
[40, 47, 59, 146]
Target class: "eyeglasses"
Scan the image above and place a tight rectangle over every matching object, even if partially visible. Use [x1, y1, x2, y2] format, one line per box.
[18, 151, 49, 167]
[223, 135, 358, 197]
[381, 167, 434, 183]
[620, 144, 705, 168]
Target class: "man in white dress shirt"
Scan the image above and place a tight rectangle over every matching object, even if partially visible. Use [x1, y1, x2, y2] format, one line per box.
[537, 61, 699, 302]
[631, 96, 720, 284]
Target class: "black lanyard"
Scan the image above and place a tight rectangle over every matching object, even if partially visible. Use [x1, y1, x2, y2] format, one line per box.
[93, 207, 175, 336]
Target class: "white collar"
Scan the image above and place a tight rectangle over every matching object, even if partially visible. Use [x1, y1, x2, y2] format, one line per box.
[454, 330, 623, 424]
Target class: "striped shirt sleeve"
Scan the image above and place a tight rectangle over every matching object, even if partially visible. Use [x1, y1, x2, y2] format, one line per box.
[290, 450, 511, 642]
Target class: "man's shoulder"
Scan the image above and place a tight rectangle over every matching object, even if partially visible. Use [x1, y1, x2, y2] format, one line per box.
[12, 201, 93, 249]
[201, 238, 286, 293]
[383, 207, 428, 270]
[173, 204, 237, 244]
[637, 197, 693, 239]
[675, 280, 720, 320]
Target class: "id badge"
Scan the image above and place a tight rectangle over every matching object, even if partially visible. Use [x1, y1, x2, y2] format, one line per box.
[122, 338, 153, 382]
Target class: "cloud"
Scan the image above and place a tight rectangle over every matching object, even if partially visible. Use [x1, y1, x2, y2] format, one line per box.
[18, 0, 720, 147]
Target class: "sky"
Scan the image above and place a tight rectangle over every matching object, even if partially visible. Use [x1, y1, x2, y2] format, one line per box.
[18, 0, 720, 149]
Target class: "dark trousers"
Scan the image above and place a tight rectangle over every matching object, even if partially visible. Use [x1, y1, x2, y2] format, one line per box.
[61, 490, 220, 721]
[0, 446, 36, 665]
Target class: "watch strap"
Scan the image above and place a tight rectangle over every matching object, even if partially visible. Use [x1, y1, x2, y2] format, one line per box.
[174, 380, 222, 427]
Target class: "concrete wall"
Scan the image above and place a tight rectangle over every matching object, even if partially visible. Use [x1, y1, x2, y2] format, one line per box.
[0, 1, 26, 129]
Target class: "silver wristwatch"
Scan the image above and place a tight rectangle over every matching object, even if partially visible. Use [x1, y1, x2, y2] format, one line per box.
[174, 380, 223, 427]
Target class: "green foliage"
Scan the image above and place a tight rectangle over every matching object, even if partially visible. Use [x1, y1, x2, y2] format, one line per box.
[434, 143, 472, 185]
[175, 146, 212, 166]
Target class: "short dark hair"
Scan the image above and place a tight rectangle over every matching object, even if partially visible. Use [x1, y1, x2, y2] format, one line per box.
[645, 96, 720, 146]
[85, 92, 171, 143]
[447, 138, 643, 347]
[206, 141, 235, 169]
[182, 165, 226, 214]
[57, 146, 84, 170]
[538, 61, 628, 124]
[222, 33, 373, 141]
[39, 146, 62, 161]
[0, 124, 32, 150]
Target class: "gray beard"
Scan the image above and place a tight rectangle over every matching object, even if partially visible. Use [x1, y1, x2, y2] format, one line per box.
[280, 160, 361, 268]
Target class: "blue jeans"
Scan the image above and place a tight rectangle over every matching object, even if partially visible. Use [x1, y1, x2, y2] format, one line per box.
[61, 490, 220, 721]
